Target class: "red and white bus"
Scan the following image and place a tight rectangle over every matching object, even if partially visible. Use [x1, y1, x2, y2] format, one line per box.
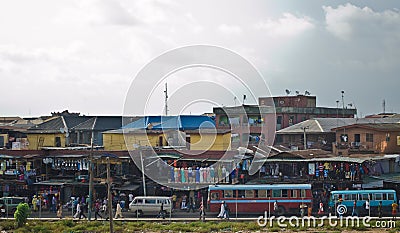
[208, 184, 312, 215]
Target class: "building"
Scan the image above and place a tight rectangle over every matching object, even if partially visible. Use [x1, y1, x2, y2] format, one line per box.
[276, 117, 400, 151]
[213, 95, 357, 148]
[103, 115, 231, 151]
[332, 123, 400, 156]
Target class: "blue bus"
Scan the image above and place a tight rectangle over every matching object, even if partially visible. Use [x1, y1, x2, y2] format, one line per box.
[328, 189, 397, 216]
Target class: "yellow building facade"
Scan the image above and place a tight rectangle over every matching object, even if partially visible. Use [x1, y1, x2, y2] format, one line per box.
[27, 133, 66, 150]
[103, 129, 231, 151]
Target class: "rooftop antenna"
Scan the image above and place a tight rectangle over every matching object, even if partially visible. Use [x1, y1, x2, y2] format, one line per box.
[382, 99, 386, 114]
[164, 82, 168, 116]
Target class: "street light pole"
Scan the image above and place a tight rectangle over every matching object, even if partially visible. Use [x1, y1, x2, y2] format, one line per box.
[107, 157, 114, 233]
[301, 126, 309, 150]
[88, 118, 96, 221]
[140, 148, 146, 196]
[88, 131, 94, 221]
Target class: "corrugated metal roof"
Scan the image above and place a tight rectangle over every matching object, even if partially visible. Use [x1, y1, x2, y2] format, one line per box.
[277, 117, 400, 134]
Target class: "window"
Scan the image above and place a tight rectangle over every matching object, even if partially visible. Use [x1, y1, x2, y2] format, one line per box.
[258, 190, 267, 198]
[146, 199, 156, 204]
[272, 189, 281, 198]
[211, 192, 219, 200]
[289, 116, 295, 126]
[351, 194, 358, 200]
[361, 194, 369, 200]
[234, 190, 245, 198]
[282, 190, 288, 198]
[291, 190, 297, 198]
[374, 193, 383, 200]
[386, 133, 390, 142]
[55, 137, 61, 147]
[340, 134, 348, 142]
[300, 190, 306, 198]
[224, 190, 233, 198]
[245, 190, 255, 198]
[366, 133, 374, 142]
[388, 193, 395, 200]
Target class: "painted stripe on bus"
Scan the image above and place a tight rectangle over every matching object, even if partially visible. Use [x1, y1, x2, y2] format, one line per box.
[210, 199, 312, 204]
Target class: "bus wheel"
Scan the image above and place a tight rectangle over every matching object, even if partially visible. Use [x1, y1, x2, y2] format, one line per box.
[277, 206, 285, 215]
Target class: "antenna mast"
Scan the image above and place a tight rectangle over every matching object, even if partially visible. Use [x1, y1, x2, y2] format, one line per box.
[164, 82, 168, 116]
[382, 99, 386, 114]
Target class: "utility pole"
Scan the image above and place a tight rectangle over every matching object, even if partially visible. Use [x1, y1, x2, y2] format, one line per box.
[88, 117, 96, 221]
[107, 157, 113, 233]
[302, 126, 309, 150]
[140, 148, 146, 196]
[164, 82, 168, 116]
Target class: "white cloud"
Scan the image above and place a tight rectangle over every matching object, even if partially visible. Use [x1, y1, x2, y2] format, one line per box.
[55, 0, 139, 26]
[323, 3, 400, 40]
[255, 13, 315, 37]
[218, 24, 242, 35]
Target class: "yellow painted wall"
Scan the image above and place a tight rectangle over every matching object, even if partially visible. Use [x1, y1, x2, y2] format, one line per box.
[103, 133, 167, 151]
[27, 133, 66, 150]
[0, 134, 8, 147]
[190, 133, 231, 151]
[103, 131, 231, 151]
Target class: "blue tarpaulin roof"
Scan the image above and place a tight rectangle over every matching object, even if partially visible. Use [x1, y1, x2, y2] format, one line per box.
[122, 115, 215, 130]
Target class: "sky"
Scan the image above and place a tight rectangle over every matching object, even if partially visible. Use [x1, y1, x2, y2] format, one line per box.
[0, 0, 399, 117]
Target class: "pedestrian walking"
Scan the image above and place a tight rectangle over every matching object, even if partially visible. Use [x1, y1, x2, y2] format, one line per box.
[217, 201, 225, 218]
[56, 203, 63, 219]
[79, 203, 87, 219]
[157, 202, 166, 219]
[273, 200, 278, 216]
[73, 202, 81, 219]
[114, 201, 123, 219]
[365, 199, 370, 216]
[318, 201, 324, 216]
[351, 200, 357, 217]
[392, 201, 398, 220]
[94, 200, 103, 220]
[223, 202, 230, 220]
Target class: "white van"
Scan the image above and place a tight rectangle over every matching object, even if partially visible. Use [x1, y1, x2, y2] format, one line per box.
[129, 196, 172, 216]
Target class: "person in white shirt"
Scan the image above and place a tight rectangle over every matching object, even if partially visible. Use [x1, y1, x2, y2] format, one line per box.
[115, 202, 123, 219]
[73, 203, 81, 219]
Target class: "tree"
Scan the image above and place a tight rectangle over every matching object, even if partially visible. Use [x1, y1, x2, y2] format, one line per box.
[14, 202, 30, 228]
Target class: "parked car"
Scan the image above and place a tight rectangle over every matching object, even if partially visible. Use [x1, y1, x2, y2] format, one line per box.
[129, 196, 172, 217]
[0, 197, 26, 216]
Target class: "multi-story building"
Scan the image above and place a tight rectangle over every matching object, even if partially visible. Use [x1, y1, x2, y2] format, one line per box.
[213, 95, 357, 148]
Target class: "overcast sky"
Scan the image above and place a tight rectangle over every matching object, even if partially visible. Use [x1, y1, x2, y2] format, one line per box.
[1, 0, 399, 117]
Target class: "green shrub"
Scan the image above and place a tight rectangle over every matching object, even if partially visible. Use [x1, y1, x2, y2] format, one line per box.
[14, 202, 30, 228]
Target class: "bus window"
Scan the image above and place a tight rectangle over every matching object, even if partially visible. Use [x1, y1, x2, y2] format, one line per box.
[300, 189, 306, 198]
[245, 190, 255, 198]
[267, 190, 271, 198]
[282, 190, 288, 198]
[237, 190, 245, 198]
[382, 193, 387, 200]
[211, 192, 219, 200]
[361, 194, 369, 200]
[374, 193, 383, 200]
[343, 194, 350, 200]
[224, 190, 233, 198]
[351, 194, 358, 200]
[291, 190, 297, 198]
[388, 193, 394, 200]
[258, 190, 266, 198]
[254, 190, 259, 198]
[272, 189, 281, 198]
